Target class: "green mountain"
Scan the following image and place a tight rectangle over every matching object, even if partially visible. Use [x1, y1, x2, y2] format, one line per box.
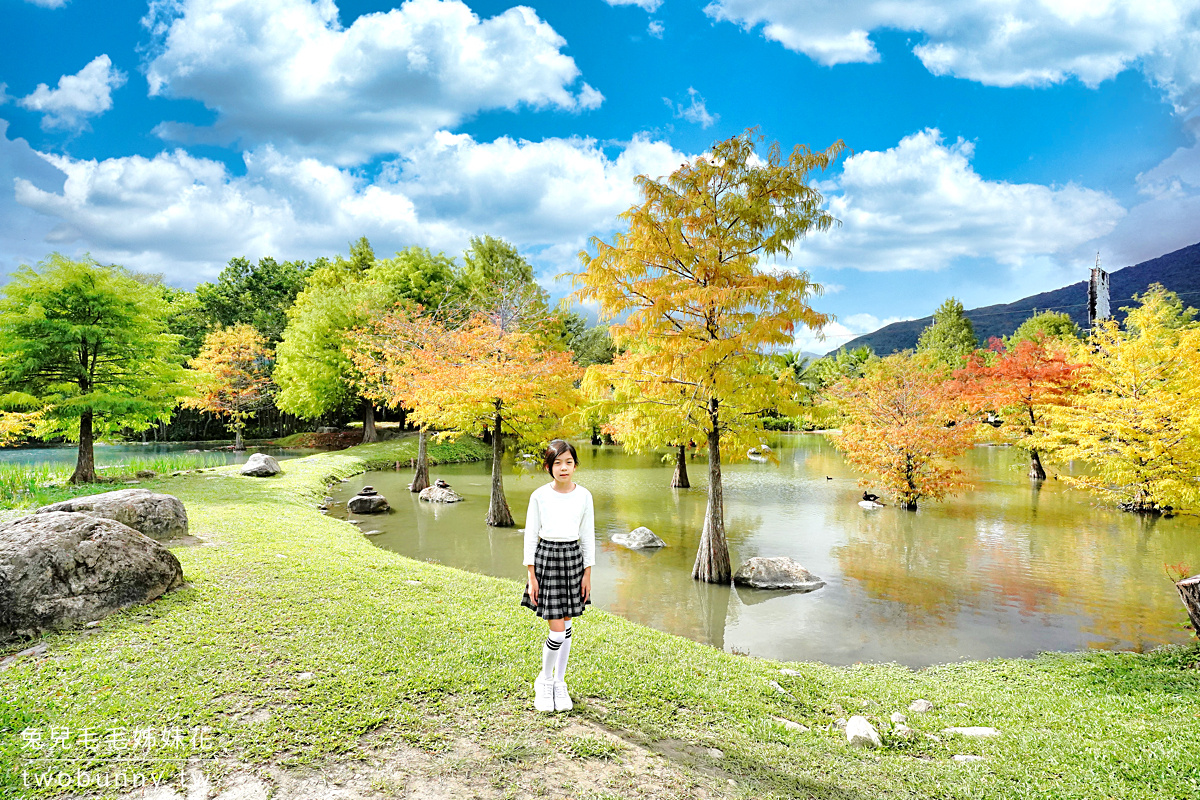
[840, 241, 1200, 355]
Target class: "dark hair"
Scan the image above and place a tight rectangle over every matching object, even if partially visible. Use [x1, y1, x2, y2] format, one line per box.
[543, 439, 578, 476]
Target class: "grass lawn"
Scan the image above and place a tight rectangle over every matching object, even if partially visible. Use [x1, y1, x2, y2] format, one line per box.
[2, 433, 1199, 799]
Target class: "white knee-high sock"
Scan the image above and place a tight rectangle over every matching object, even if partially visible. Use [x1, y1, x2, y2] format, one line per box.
[540, 630, 565, 682]
[555, 621, 573, 681]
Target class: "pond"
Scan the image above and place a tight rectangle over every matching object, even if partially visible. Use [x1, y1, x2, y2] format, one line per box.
[0, 441, 322, 469]
[330, 433, 1200, 667]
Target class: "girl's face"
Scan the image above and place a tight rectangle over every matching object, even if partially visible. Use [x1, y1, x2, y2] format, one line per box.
[551, 452, 577, 484]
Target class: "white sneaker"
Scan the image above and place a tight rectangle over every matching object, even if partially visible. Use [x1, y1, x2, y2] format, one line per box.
[533, 677, 555, 712]
[553, 680, 573, 712]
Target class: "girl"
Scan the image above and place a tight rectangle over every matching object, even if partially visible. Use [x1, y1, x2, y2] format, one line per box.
[519, 439, 595, 712]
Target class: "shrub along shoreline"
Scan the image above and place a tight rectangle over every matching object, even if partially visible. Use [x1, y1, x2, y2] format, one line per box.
[1, 434, 1198, 799]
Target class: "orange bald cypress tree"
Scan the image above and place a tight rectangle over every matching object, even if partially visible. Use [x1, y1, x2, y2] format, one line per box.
[828, 353, 976, 510]
[573, 128, 843, 583]
[348, 308, 582, 527]
[953, 335, 1082, 479]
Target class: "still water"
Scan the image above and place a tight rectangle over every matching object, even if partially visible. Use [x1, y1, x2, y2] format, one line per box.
[0, 441, 320, 468]
[331, 433, 1200, 667]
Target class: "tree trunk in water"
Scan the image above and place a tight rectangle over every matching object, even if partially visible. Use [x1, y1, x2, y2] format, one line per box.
[486, 406, 514, 527]
[234, 426, 245, 451]
[361, 398, 378, 443]
[671, 444, 690, 488]
[591, 425, 602, 446]
[692, 416, 731, 583]
[411, 428, 430, 493]
[1177, 575, 1200, 638]
[70, 410, 97, 484]
[1029, 448, 1046, 481]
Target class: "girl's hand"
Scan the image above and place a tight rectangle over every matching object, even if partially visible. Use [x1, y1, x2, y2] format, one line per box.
[580, 573, 590, 604]
[528, 575, 539, 607]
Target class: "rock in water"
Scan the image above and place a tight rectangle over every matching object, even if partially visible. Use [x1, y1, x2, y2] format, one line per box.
[348, 486, 391, 513]
[241, 453, 282, 477]
[611, 526, 666, 549]
[0, 512, 184, 640]
[733, 557, 825, 592]
[858, 500, 884, 509]
[845, 716, 881, 749]
[36, 488, 188, 541]
[418, 486, 463, 504]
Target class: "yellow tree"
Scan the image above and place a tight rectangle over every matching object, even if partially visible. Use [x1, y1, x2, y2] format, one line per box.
[348, 309, 582, 526]
[574, 128, 842, 583]
[181, 324, 274, 451]
[827, 353, 977, 510]
[585, 348, 721, 490]
[1044, 285, 1200, 513]
[0, 408, 42, 446]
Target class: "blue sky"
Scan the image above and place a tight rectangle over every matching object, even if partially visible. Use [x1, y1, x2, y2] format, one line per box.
[2, 0, 1199, 352]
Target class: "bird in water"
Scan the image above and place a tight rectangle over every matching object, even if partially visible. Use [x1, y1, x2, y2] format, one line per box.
[862, 491, 880, 502]
[826, 476, 833, 480]
[435, 478, 451, 489]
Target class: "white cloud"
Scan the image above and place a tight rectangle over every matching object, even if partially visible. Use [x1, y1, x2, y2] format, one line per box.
[142, 0, 602, 165]
[704, 0, 1200, 112]
[605, 0, 663, 11]
[10, 131, 686, 285]
[17, 55, 126, 130]
[787, 128, 1125, 273]
[0, 120, 67, 284]
[1095, 130, 1200, 267]
[23, 0, 69, 7]
[647, 19, 664, 38]
[793, 313, 906, 355]
[665, 87, 718, 128]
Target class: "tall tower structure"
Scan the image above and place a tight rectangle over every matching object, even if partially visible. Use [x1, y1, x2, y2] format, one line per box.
[1088, 252, 1110, 328]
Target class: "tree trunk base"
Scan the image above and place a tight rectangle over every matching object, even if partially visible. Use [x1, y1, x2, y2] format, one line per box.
[411, 429, 430, 493]
[361, 397, 378, 443]
[1177, 575, 1200, 637]
[671, 444, 690, 488]
[1028, 450, 1046, 481]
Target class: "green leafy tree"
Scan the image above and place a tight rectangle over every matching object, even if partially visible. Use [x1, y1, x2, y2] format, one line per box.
[195, 256, 316, 345]
[274, 240, 464, 440]
[160, 286, 213, 359]
[1007, 310, 1080, 346]
[0, 254, 190, 483]
[460, 235, 551, 333]
[916, 298, 978, 369]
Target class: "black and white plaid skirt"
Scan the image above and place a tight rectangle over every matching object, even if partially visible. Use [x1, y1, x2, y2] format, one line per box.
[520, 538, 590, 620]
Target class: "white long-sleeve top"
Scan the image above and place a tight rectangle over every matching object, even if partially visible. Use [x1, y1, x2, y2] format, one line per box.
[522, 482, 595, 568]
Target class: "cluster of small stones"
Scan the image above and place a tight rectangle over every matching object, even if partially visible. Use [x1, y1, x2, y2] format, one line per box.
[770, 670, 1000, 763]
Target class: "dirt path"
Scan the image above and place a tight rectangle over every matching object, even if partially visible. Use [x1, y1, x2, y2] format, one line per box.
[102, 710, 736, 800]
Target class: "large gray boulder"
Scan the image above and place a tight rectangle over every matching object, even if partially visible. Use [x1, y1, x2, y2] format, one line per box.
[611, 526, 666, 549]
[418, 486, 463, 503]
[241, 453, 281, 477]
[36, 488, 188, 541]
[733, 556, 825, 592]
[0, 512, 185, 640]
